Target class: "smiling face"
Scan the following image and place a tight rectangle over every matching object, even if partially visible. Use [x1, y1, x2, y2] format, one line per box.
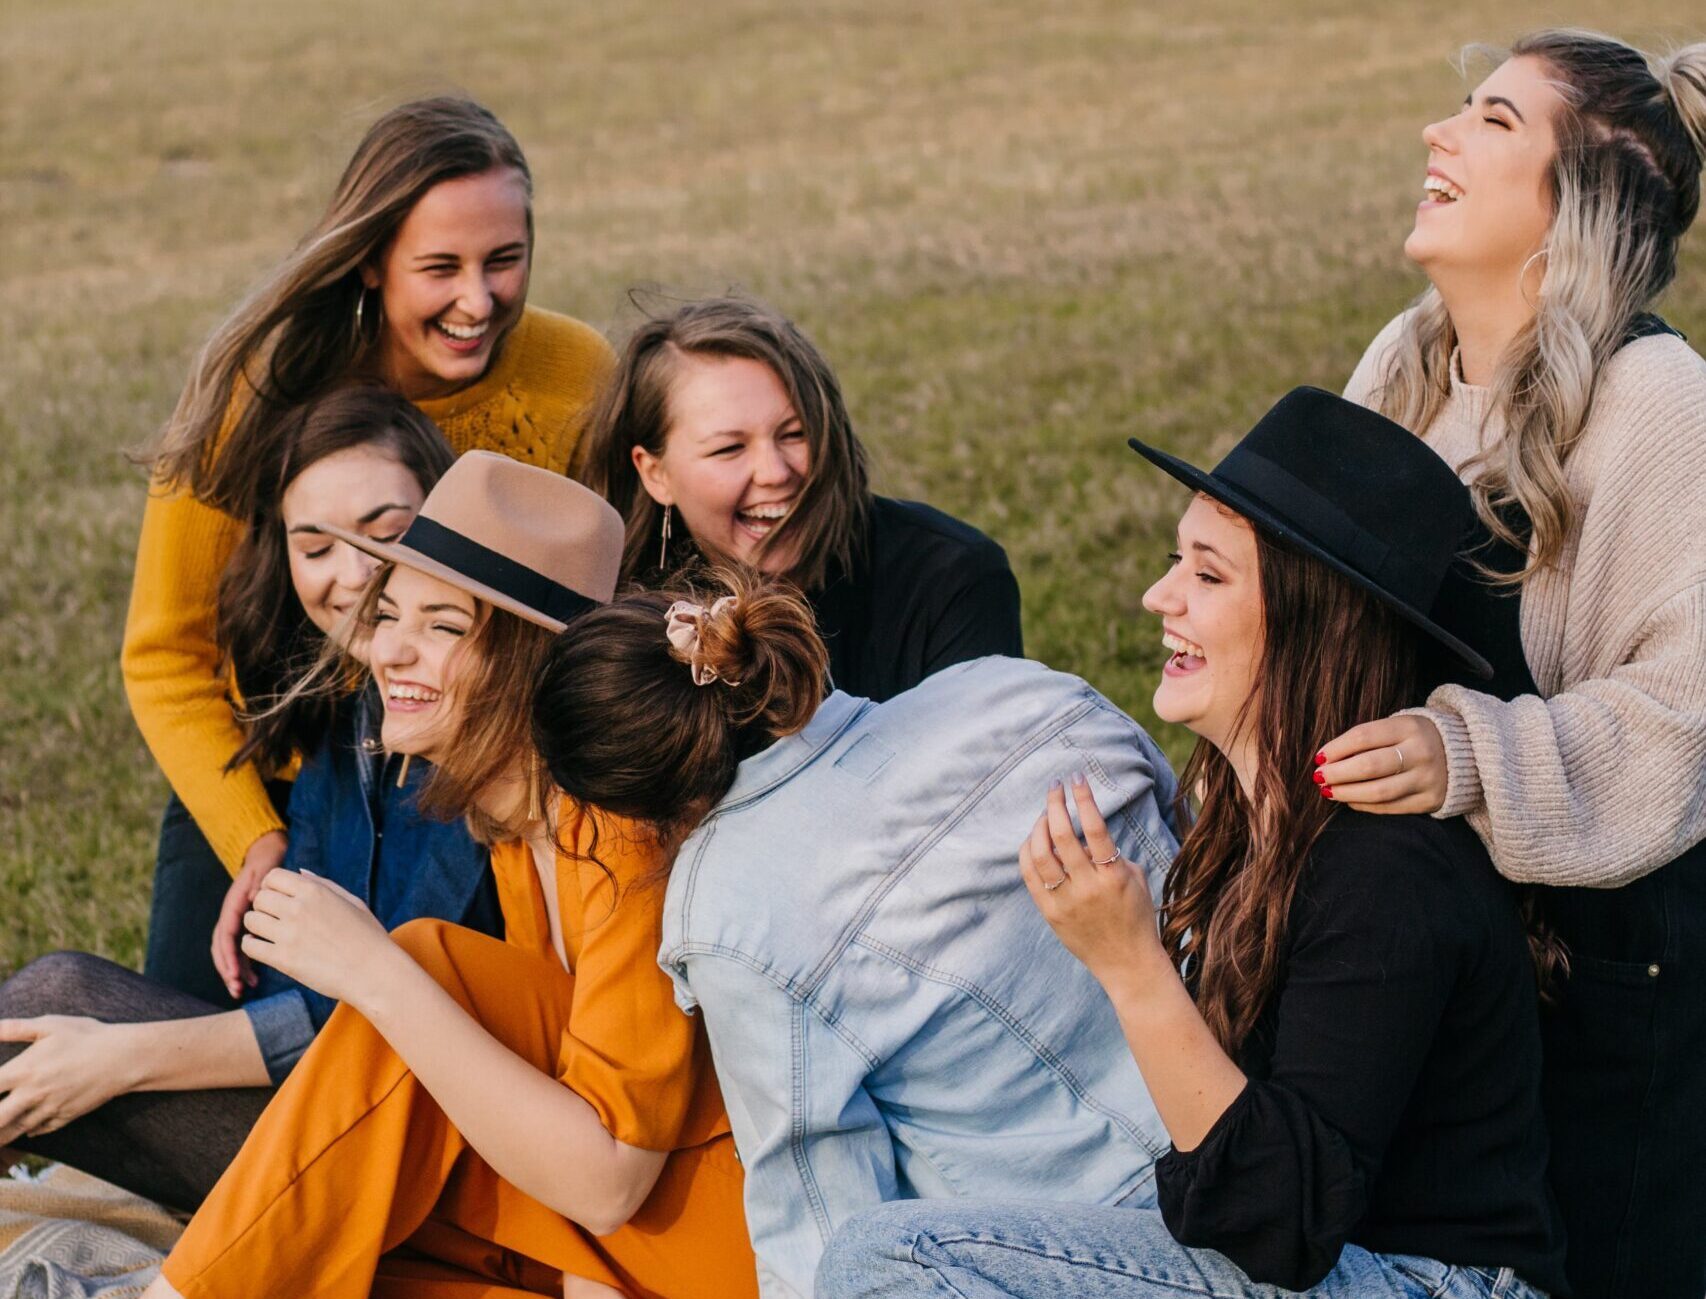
[1140, 495, 1265, 753]
[367, 564, 481, 761]
[280, 444, 427, 643]
[363, 167, 531, 402]
[1405, 55, 1564, 284]
[631, 352, 811, 575]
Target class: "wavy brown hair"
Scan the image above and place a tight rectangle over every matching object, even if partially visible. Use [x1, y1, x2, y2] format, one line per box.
[1159, 514, 1560, 1052]
[576, 297, 871, 592]
[1369, 30, 1705, 582]
[532, 567, 828, 850]
[219, 386, 453, 772]
[148, 97, 532, 518]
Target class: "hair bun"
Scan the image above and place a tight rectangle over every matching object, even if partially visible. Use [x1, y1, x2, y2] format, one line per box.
[1656, 43, 1706, 166]
[683, 568, 828, 737]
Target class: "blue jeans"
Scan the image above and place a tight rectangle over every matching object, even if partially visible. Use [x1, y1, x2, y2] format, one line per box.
[815, 1201, 1549, 1299]
[143, 783, 290, 1008]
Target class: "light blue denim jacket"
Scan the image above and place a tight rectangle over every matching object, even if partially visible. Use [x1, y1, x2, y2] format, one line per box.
[660, 657, 1181, 1298]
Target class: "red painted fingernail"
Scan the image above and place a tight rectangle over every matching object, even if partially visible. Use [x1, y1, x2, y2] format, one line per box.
[1321, 787, 1334, 799]
[1312, 770, 1326, 785]
[1314, 751, 1326, 766]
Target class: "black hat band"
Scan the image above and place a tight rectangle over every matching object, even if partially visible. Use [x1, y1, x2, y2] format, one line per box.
[1220, 449, 1439, 604]
[401, 515, 597, 627]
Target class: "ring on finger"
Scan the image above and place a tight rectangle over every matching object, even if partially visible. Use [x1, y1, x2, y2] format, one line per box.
[1043, 872, 1069, 891]
[1393, 745, 1406, 774]
[1090, 851, 1120, 866]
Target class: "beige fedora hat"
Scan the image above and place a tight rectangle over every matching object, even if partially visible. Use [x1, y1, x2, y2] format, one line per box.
[320, 450, 625, 632]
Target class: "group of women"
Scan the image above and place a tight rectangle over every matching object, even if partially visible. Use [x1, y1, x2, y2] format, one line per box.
[0, 25, 1701, 1299]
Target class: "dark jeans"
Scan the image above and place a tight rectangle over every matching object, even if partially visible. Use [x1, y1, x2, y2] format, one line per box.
[1541, 841, 1706, 1299]
[143, 782, 291, 1008]
[0, 951, 273, 1213]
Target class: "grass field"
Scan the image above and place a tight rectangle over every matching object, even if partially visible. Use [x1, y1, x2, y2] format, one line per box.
[3, 0, 1702, 974]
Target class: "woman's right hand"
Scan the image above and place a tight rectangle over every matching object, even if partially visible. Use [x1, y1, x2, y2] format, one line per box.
[0, 1017, 138, 1144]
[212, 831, 288, 998]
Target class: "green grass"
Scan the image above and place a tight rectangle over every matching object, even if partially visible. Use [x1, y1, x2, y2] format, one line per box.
[3, 0, 1702, 973]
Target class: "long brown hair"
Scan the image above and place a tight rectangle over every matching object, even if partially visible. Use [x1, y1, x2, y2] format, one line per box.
[219, 387, 453, 772]
[1162, 513, 1565, 1050]
[576, 297, 871, 592]
[1159, 519, 1425, 1051]
[1369, 31, 1706, 581]
[149, 97, 532, 518]
[531, 568, 828, 849]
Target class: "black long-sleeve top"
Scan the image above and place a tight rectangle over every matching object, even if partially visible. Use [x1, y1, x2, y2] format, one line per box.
[810, 495, 1022, 702]
[1155, 811, 1568, 1294]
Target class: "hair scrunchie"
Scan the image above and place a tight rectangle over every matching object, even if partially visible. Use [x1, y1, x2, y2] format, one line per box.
[664, 596, 743, 687]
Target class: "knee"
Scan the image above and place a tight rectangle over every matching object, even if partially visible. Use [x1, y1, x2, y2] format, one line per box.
[816, 1202, 937, 1299]
[0, 951, 116, 1021]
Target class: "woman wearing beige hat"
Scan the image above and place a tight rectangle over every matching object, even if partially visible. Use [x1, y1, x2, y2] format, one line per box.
[143, 452, 757, 1299]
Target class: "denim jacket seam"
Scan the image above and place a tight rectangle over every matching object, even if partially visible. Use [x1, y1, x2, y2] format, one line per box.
[1060, 728, 1176, 869]
[798, 698, 1102, 994]
[850, 933, 1169, 1159]
[664, 942, 880, 1064]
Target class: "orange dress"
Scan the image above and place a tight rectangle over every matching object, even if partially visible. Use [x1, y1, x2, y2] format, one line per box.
[160, 803, 758, 1299]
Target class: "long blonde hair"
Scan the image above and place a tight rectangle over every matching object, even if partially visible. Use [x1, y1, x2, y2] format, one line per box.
[150, 97, 532, 518]
[1370, 31, 1706, 580]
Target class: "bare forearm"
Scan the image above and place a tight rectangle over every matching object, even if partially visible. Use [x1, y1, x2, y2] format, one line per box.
[360, 949, 663, 1233]
[117, 1013, 270, 1092]
[1097, 951, 1247, 1152]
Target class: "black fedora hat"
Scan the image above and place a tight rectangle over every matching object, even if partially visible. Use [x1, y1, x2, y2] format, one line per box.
[1128, 386, 1493, 679]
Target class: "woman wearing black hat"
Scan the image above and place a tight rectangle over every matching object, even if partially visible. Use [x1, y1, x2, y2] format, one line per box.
[816, 389, 1565, 1299]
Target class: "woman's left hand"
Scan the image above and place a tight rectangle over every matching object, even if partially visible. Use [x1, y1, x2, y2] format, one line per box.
[0, 1017, 136, 1144]
[242, 871, 398, 1011]
[1316, 714, 1448, 814]
[1020, 773, 1163, 987]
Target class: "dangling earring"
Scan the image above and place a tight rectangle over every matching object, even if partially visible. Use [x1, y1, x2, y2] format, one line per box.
[526, 760, 545, 822]
[395, 753, 412, 789]
[658, 504, 673, 570]
[1519, 247, 1550, 308]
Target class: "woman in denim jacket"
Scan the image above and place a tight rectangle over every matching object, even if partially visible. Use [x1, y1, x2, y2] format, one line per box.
[528, 571, 1180, 1297]
[0, 389, 497, 1211]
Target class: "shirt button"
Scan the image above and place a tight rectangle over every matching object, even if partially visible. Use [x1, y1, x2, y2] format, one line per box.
[1648, 964, 1661, 978]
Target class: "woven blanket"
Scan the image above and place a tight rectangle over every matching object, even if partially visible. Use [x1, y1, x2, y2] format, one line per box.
[0, 1165, 183, 1299]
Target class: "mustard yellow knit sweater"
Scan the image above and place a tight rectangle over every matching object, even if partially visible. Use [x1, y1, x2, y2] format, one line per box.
[121, 306, 614, 873]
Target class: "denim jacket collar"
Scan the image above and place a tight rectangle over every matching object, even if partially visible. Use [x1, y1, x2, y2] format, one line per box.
[715, 689, 872, 813]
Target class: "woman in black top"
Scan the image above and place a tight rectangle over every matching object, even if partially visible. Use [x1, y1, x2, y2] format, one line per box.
[816, 390, 1566, 1298]
[576, 295, 1021, 700]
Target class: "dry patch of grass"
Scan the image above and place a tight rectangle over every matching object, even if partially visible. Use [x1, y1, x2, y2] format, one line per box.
[3, 0, 1701, 971]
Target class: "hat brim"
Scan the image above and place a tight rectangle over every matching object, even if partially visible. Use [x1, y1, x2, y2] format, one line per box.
[320, 523, 571, 634]
[1128, 437, 1494, 681]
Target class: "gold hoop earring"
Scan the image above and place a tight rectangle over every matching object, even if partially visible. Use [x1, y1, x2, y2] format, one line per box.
[353, 287, 379, 347]
[658, 504, 673, 570]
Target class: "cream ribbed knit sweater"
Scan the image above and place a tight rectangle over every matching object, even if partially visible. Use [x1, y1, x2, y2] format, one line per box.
[1346, 313, 1706, 888]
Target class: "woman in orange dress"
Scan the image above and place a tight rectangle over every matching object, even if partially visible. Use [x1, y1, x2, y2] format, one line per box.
[140, 452, 757, 1299]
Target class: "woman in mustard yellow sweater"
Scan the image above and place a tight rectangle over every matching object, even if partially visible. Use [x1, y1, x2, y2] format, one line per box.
[124, 95, 613, 1006]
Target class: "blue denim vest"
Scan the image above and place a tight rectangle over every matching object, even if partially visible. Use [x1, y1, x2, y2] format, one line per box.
[661, 656, 1181, 1296]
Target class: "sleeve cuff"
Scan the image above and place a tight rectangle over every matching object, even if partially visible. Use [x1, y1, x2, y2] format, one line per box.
[242, 989, 317, 1085]
[1402, 703, 1482, 819]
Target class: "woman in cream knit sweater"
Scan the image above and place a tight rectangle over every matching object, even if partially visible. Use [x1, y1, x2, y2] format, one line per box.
[1321, 31, 1706, 1299]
